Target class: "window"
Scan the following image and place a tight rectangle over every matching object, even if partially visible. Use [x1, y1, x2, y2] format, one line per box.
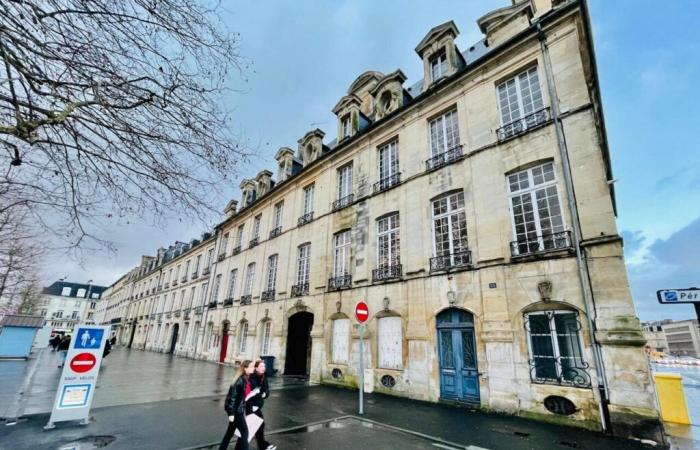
[378, 316, 402, 369]
[497, 66, 544, 126]
[378, 141, 399, 185]
[71, 311, 79, 319]
[273, 202, 284, 230]
[55, 310, 63, 318]
[243, 263, 256, 296]
[76, 288, 86, 298]
[189, 287, 196, 309]
[430, 49, 448, 81]
[220, 233, 229, 255]
[340, 114, 352, 139]
[206, 249, 214, 267]
[252, 215, 261, 239]
[303, 184, 314, 215]
[61, 287, 72, 296]
[508, 162, 565, 255]
[432, 192, 468, 258]
[336, 164, 353, 200]
[87, 312, 94, 320]
[261, 321, 272, 355]
[195, 255, 201, 273]
[238, 321, 249, 354]
[266, 254, 278, 292]
[236, 225, 245, 247]
[91, 293, 99, 299]
[332, 318, 350, 364]
[429, 109, 460, 157]
[377, 214, 400, 267]
[90, 302, 97, 309]
[333, 230, 351, 277]
[185, 260, 191, 278]
[297, 244, 311, 284]
[200, 283, 209, 305]
[211, 274, 222, 303]
[227, 269, 238, 299]
[525, 311, 589, 387]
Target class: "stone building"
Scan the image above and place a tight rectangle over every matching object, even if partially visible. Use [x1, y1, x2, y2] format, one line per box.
[101, 0, 662, 443]
[38, 281, 106, 333]
[641, 320, 671, 354]
[663, 320, 700, 358]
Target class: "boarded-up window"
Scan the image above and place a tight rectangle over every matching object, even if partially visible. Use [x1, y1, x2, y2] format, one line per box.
[378, 316, 402, 369]
[332, 318, 350, 364]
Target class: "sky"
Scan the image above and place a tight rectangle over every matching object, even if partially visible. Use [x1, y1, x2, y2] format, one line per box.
[42, 0, 700, 322]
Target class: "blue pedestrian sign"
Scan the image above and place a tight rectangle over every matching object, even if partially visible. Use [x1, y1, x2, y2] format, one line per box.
[74, 328, 104, 349]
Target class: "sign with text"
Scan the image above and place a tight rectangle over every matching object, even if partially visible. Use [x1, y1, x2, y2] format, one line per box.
[657, 288, 700, 304]
[45, 325, 109, 429]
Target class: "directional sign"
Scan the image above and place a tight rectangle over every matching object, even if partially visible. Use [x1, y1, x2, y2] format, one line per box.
[657, 288, 700, 304]
[70, 353, 97, 373]
[355, 301, 369, 324]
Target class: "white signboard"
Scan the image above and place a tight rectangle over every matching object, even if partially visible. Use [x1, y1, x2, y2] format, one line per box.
[45, 325, 109, 429]
[657, 288, 700, 304]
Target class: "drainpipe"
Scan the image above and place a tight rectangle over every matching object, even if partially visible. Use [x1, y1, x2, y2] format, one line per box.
[536, 21, 612, 433]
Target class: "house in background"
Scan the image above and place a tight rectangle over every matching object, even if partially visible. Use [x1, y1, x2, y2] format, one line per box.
[38, 280, 107, 334]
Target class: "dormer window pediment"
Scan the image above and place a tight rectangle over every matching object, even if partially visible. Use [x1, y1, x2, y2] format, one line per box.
[416, 21, 464, 91]
[370, 70, 408, 120]
[297, 129, 326, 167]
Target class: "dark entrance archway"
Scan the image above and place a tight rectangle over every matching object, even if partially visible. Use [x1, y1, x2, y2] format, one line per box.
[436, 308, 479, 404]
[284, 311, 314, 376]
[220, 322, 230, 363]
[169, 323, 180, 354]
[128, 321, 137, 348]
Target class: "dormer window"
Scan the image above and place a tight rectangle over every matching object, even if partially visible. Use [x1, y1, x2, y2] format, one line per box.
[430, 49, 448, 81]
[340, 115, 352, 140]
[380, 91, 392, 112]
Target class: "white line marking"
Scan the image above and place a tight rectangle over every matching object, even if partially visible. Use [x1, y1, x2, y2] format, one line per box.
[73, 361, 93, 365]
[433, 444, 461, 450]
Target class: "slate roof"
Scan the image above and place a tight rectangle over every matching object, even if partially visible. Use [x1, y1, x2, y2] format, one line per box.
[0, 314, 44, 328]
[42, 281, 108, 298]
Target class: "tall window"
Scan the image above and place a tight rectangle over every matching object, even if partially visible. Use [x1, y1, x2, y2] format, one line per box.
[378, 316, 402, 369]
[211, 274, 222, 302]
[432, 192, 468, 257]
[238, 321, 249, 354]
[430, 49, 448, 81]
[261, 321, 272, 355]
[266, 254, 278, 292]
[497, 66, 544, 126]
[200, 282, 209, 305]
[508, 162, 565, 255]
[331, 318, 350, 364]
[378, 141, 399, 183]
[227, 269, 238, 299]
[297, 244, 311, 285]
[188, 287, 196, 309]
[206, 248, 214, 267]
[273, 202, 284, 230]
[71, 311, 79, 319]
[333, 230, 351, 277]
[377, 214, 400, 267]
[178, 290, 185, 310]
[185, 260, 191, 279]
[252, 215, 261, 240]
[429, 109, 460, 157]
[194, 255, 201, 274]
[525, 311, 589, 387]
[243, 263, 256, 296]
[340, 114, 352, 139]
[336, 164, 353, 199]
[302, 184, 314, 215]
[236, 225, 245, 247]
[220, 233, 229, 255]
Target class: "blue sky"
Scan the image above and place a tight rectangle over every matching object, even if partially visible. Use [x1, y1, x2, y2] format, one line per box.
[46, 1, 700, 322]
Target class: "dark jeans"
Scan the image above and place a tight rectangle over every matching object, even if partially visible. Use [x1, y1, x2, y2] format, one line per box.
[253, 409, 269, 449]
[218, 413, 248, 450]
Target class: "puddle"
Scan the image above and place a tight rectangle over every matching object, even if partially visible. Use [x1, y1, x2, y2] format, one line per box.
[278, 419, 347, 434]
[57, 435, 116, 449]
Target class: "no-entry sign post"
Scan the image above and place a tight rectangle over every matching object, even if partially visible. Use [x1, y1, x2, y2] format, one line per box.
[355, 301, 369, 415]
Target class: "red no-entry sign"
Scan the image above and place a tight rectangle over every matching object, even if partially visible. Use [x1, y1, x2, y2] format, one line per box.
[355, 301, 369, 323]
[70, 352, 97, 373]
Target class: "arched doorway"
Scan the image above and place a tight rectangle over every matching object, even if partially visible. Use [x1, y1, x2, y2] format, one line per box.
[169, 323, 180, 354]
[220, 321, 230, 363]
[436, 308, 479, 404]
[128, 321, 137, 348]
[284, 311, 314, 376]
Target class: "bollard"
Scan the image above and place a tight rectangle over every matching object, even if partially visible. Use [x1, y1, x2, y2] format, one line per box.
[654, 373, 691, 425]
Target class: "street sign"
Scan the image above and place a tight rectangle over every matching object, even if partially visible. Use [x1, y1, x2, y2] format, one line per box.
[70, 353, 97, 373]
[355, 301, 369, 323]
[45, 325, 109, 430]
[657, 288, 700, 304]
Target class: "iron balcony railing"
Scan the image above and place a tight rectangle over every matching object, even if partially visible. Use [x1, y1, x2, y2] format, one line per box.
[249, 237, 259, 248]
[232, 246, 242, 256]
[269, 226, 282, 239]
[328, 274, 352, 291]
[240, 295, 252, 305]
[425, 145, 463, 172]
[291, 282, 309, 297]
[372, 264, 402, 282]
[223, 298, 234, 307]
[191, 272, 199, 280]
[202, 267, 211, 276]
[164, 282, 170, 289]
[181, 276, 187, 283]
[373, 173, 401, 193]
[157, 285, 163, 292]
[157, 314, 162, 323]
[183, 310, 191, 320]
[149, 314, 156, 319]
[261, 290, 275, 302]
[217, 252, 226, 262]
[165, 312, 172, 319]
[298, 212, 314, 226]
[332, 194, 354, 212]
[497, 107, 550, 142]
[510, 230, 573, 257]
[174, 310, 181, 318]
[194, 306, 203, 315]
[172, 280, 178, 287]
[430, 250, 472, 272]
[207, 301, 217, 309]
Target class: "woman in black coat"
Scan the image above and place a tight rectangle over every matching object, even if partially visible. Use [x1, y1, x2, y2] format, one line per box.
[219, 360, 255, 450]
[250, 360, 275, 450]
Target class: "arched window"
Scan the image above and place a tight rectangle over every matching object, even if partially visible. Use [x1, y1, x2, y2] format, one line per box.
[331, 318, 350, 364]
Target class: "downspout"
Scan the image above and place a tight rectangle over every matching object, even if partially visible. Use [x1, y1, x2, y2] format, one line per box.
[536, 21, 612, 433]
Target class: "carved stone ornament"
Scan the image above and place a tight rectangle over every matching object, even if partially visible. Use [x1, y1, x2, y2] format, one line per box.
[336, 300, 342, 313]
[447, 290, 456, 305]
[383, 296, 390, 311]
[295, 298, 307, 310]
[242, 311, 246, 319]
[538, 281, 553, 302]
[264, 308, 269, 318]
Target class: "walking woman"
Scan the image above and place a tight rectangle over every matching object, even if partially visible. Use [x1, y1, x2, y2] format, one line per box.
[251, 360, 276, 450]
[219, 360, 256, 450]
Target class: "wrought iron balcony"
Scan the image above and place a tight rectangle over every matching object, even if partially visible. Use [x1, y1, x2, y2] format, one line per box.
[165, 312, 172, 319]
[332, 194, 354, 212]
[372, 264, 402, 282]
[181, 276, 187, 283]
[194, 306, 203, 315]
[291, 282, 309, 297]
[202, 267, 211, 276]
[149, 314, 156, 319]
[269, 226, 282, 239]
[240, 295, 252, 305]
[261, 290, 275, 302]
[223, 298, 234, 307]
[430, 250, 472, 272]
[157, 285, 163, 292]
[183, 309, 191, 320]
[497, 107, 550, 142]
[425, 145, 463, 172]
[207, 301, 217, 309]
[157, 314, 162, 323]
[328, 274, 352, 291]
[249, 237, 259, 248]
[298, 212, 314, 226]
[174, 310, 181, 317]
[232, 246, 242, 256]
[191, 272, 199, 280]
[373, 173, 401, 194]
[164, 282, 170, 289]
[510, 230, 573, 257]
[217, 252, 226, 262]
[172, 279, 178, 287]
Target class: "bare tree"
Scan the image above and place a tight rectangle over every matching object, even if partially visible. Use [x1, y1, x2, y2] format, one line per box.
[0, 209, 41, 310]
[1, 0, 249, 251]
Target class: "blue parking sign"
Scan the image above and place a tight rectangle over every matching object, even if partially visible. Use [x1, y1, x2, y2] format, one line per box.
[664, 291, 678, 302]
[74, 328, 104, 349]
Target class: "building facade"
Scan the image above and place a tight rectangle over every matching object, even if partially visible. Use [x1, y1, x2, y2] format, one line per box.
[38, 281, 106, 333]
[101, 0, 662, 442]
[663, 320, 700, 358]
[641, 320, 671, 354]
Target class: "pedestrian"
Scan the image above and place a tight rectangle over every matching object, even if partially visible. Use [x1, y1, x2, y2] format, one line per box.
[218, 360, 258, 450]
[49, 334, 61, 352]
[57, 334, 71, 368]
[250, 360, 276, 450]
[110, 333, 117, 347]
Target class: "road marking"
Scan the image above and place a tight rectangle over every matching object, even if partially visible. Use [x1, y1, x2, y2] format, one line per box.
[433, 444, 461, 450]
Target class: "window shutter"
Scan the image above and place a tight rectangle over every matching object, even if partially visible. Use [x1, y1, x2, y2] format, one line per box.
[378, 316, 402, 369]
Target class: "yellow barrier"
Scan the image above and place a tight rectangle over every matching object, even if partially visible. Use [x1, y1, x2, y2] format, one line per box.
[654, 373, 691, 425]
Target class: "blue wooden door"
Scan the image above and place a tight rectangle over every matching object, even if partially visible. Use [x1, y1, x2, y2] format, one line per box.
[437, 309, 479, 403]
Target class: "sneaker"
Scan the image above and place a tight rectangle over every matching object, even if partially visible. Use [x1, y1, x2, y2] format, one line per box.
[265, 445, 276, 450]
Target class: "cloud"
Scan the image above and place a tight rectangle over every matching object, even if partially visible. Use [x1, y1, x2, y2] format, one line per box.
[620, 229, 645, 259]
